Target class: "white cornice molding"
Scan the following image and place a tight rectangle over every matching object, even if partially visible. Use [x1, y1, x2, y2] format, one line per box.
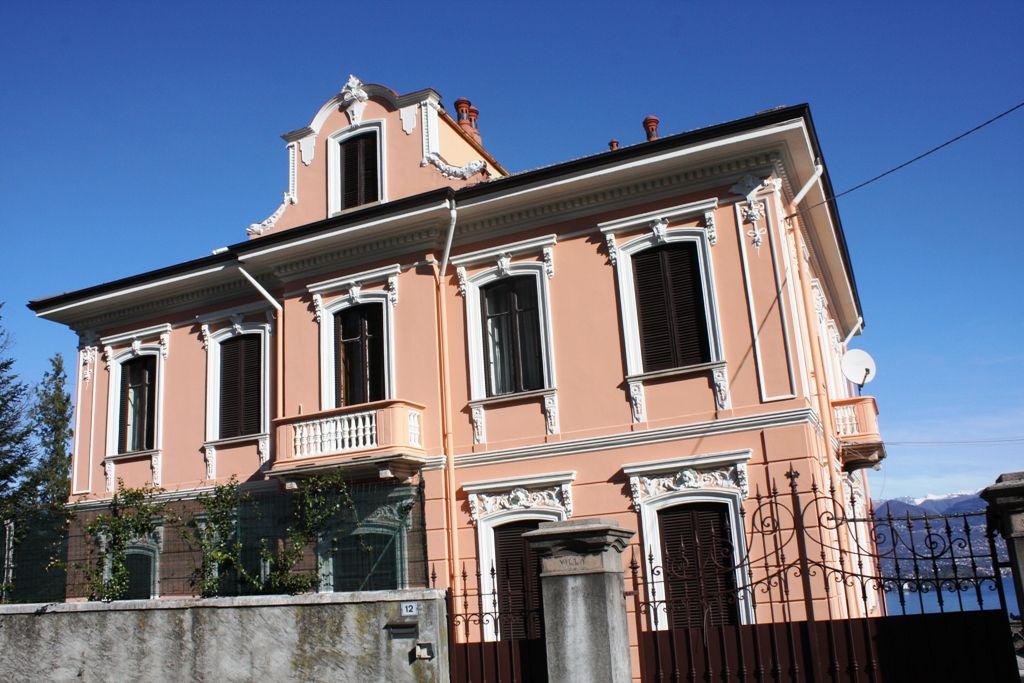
[306, 263, 401, 296]
[450, 234, 557, 268]
[463, 471, 576, 494]
[456, 408, 819, 469]
[422, 152, 487, 180]
[624, 450, 752, 510]
[100, 323, 171, 349]
[598, 197, 719, 236]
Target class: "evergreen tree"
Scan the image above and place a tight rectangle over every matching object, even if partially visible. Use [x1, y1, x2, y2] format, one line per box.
[0, 305, 34, 519]
[29, 354, 72, 508]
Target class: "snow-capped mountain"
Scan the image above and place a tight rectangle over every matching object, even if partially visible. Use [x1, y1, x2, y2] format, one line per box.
[873, 491, 985, 516]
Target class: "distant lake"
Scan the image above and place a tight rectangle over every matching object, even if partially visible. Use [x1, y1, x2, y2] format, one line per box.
[884, 575, 1018, 617]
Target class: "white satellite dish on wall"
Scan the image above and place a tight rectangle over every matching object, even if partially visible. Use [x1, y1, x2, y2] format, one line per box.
[841, 348, 876, 388]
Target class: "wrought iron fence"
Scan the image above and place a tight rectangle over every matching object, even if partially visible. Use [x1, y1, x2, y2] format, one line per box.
[0, 480, 427, 603]
[441, 560, 548, 683]
[628, 468, 1017, 682]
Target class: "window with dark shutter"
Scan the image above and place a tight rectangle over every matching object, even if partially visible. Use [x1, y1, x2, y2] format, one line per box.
[481, 277, 545, 396]
[333, 531, 399, 592]
[122, 551, 154, 599]
[658, 502, 739, 628]
[335, 304, 385, 406]
[633, 243, 711, 372]
[219, 335, 262, 439]
[493, 520, 544, 639]
[339, 132, 379, 210]
[119, 355, 156, 453]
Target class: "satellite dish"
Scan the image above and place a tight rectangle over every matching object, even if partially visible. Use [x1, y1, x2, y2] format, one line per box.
[841, 349, 876, 388]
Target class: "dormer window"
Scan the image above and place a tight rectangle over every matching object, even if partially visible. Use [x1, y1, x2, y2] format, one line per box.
[340, 132, 379, 209]
[328, 126, 383, 215]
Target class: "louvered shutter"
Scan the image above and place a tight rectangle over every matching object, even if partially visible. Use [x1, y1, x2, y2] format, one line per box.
[123, 553, 153, 599]
[658, 503, 738, 628]
[665, 244, 711, 366]
[360, 135, 379, 205]
[634, 249, 674, 371]
[118, 362, 131, 453]
[219, 337, 242, 438]
[240, 335, 262, 436]
[493, 520, 543, 639]
[142, 356, 155, 450]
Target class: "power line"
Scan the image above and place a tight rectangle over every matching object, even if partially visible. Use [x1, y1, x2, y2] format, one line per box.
[885, 436, 1024, 446]
[786, 99, 1024, 219]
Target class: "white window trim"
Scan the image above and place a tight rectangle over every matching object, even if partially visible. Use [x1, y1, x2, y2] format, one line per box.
[103, 342, 166, 491]
[624, 450, 753, 627]
[201, 318, 273, 479]
[458, 261, 557, 402]
[465, 471, 575, 641]
[326, 120, 387, 217]
[314, 288, 397, 411]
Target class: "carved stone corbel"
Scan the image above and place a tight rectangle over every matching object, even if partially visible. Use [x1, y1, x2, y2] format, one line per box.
[471, 406, 486, 445]
[605, 233, 618, 265]
[203, 445, 216, 480]
[543, 393, 559, 435]
[712, 366, 732, 410]
[628, 381, 646, 423]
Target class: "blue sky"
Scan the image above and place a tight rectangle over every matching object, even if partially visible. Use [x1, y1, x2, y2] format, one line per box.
[0, 1, 1020, 499]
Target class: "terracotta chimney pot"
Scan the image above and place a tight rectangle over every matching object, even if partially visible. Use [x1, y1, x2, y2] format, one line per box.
[643, 115, 660, 141]
[608, 139, 619, 151]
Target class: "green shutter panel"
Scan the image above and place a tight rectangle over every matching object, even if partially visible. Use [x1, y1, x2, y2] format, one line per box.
[240, 335, 262, 436]
[493, 520, 543, 639]
[219, 337, 242, 439]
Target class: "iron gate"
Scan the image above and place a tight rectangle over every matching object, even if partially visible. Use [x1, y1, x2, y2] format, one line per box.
[443, 562, 548, 683]
[629, 468, 1019, 682]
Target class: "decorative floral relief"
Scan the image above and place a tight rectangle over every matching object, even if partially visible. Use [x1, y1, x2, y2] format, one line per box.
[712, 366, 731, 410]
[456, 267, 468, 297]
[312, 293, 325, 323]
[81, 346, 98, 383]
[629, 463, 748, 511]
[104, 459, 114, 493]
[743, 200, 767, 250]
[605, 233, 618, 265]
[150, 452, 162, 487]
[103, 346, 114, 371]
[387, 275, 399, 306]
[422, 152, 487, 180]
[495, 253, 512, 278]
[468, 484, 573, 522]
[340, 74, 369, 125]
[543, 247, 555, 279]
[651, 218, 669, 244]
[200, 325, 212, 350]
[257, 436, 270, 466]
[364, 499, 416, 525]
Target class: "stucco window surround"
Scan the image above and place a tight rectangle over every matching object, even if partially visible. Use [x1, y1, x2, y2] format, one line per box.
[623, 450, 753, 627]
[600, 198, 730, 423]
[326, 120, 387, 217]
[101, 324, 170, 492]
[100, 525, 164, 600]
[453, 236, 558, 444]
[464, 470, 575, 640]
[200, 313, 274, 479]
[309, 264, 400, 411]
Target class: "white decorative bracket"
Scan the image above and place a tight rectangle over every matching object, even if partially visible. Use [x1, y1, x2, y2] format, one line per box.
[543, 393, 559, 435]
[103, 346, 114, 371]
[456, 267, 468, 296]
[543, 247, 554, 279]
[348, 283, 362, 303]
[743, 199, 767, 250]
[495, 253, 512, 278]
[150, 451, 162, 487]
[257, 436, 270, 466]
[81, 346, 98, 384]
[399, 105, 417, 134]
[712, 365, 732, 410]
[387, 275, 399, 306]
[704, 209, 717, 246]
[628, 380, 646, 423]
[605, 233, 618, 265]
[200, 324, 212, 350]
[422, 152, 487, 180]
[203, 445, 216, 480]
[229, 314, 244, 335]
[471, 405, 486, 445]
[312, 293, 325, 323]
[104, 459, 114, 493]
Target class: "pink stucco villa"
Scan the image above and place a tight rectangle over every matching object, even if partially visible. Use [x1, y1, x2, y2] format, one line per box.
[29, 76, 886, 658]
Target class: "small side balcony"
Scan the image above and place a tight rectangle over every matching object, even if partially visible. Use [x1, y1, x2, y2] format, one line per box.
[831, 396, 886, 472]
[270, 399, 427, 480]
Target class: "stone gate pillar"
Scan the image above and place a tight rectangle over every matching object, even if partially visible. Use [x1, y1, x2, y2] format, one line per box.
[981, 471, 1024, 615]
[523, 518, 634, 683]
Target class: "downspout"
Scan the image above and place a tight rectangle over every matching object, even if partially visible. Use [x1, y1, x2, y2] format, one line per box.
[237, 266, 285, 422]
[435, 198, 461, 592]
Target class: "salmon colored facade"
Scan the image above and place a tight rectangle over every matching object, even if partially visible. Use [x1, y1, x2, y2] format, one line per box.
[30, 77, 886, 635]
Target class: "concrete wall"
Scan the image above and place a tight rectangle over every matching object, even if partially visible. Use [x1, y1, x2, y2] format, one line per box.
[0, 590, 448, 683]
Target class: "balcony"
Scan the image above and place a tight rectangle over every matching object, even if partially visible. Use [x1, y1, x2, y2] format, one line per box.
[270, 399, 426, 480]
[831, 396, 886, 472]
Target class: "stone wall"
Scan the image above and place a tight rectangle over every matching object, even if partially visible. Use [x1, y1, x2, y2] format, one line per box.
[0, 589, 447, 682]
